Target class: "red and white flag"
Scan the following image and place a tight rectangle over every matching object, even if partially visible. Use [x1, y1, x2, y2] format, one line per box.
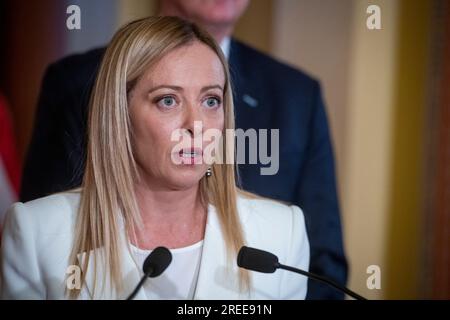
[0, 94, 21, 227]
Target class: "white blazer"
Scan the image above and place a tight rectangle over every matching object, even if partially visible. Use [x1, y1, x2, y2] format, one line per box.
[1, 191, 309, 300]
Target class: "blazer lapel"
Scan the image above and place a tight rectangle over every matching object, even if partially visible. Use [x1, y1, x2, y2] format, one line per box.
[193, 203, 251, 300]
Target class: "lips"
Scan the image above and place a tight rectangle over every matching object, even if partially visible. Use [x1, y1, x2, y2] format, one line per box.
[179, 148, 202, 158]
[176, 148, 203, 165]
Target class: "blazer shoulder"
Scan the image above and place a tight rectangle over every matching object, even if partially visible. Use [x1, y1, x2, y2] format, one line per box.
[231, 40, 320, 88]
[42, 47, 105, 93]
[237, 194, 305, 236]
[235, 194, 310, 291]
[4, 191, 81, 236]
[49, 47, 105, 74]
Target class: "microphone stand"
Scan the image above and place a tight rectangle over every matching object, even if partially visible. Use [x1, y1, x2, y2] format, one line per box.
[126, 267, 154, 300]
[276, 263, 367, 300]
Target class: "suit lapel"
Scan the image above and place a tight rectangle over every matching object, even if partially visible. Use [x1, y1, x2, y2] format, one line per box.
[229, 39, 271, 147]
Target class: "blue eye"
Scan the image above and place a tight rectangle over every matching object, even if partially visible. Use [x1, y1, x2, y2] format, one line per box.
[156, 96, 176, 108]
[203, 97, 221, 108]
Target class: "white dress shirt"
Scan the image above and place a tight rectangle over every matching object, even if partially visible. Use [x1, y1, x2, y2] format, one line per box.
[220, 37, 231, 59]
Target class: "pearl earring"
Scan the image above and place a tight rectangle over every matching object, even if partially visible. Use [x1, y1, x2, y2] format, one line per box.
[206, 167, 212, 177]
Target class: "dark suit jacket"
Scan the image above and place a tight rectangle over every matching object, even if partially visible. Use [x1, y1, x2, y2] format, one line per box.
[21, 39, 348, 299]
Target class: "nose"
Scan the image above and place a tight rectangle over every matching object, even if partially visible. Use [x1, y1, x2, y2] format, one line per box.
[182, 101, 204, 138]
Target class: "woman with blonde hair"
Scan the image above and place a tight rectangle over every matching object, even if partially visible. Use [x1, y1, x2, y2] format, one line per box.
[0, 16, 309, 300]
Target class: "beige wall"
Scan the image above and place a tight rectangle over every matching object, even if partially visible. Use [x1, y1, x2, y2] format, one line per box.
[343, 0, 399, 299]
[384, 0, 431, 299]
[117, 0, 158, 27]
[234, 0, 273, 54]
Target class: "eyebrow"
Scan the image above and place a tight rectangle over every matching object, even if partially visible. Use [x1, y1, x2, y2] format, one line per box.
[147, 84, 224, 94]
[200, 85, 224, 93]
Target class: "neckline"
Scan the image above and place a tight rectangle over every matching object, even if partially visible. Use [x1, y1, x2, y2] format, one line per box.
[130, 240, 204, 255]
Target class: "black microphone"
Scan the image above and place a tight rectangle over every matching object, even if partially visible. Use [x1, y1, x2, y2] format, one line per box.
[126, 246, 172, 300]
[237, 246, 367, 300]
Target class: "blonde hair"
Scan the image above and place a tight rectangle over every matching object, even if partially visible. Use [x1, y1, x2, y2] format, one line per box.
[68, 16, 249, 298]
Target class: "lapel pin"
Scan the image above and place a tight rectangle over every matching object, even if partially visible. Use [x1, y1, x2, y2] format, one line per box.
[242, 94, 258, 108]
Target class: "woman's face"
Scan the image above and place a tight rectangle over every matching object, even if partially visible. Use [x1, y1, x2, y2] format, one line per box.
[128, 41, 225, 190]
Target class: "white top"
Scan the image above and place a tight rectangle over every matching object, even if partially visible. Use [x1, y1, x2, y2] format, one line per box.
[130, 241, 204, 300]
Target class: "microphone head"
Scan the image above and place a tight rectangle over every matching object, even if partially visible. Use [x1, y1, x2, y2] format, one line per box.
[237, 246, 279, 273]
[143, 246, 172, 277]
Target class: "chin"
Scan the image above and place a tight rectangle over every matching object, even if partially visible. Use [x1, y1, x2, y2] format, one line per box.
[196, 4, 240, 23]
[166, 168, 205, 190]
[205, 11, 238, 25]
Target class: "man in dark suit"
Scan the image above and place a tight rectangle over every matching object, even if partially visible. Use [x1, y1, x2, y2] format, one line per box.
[21, 0, 347, 299]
